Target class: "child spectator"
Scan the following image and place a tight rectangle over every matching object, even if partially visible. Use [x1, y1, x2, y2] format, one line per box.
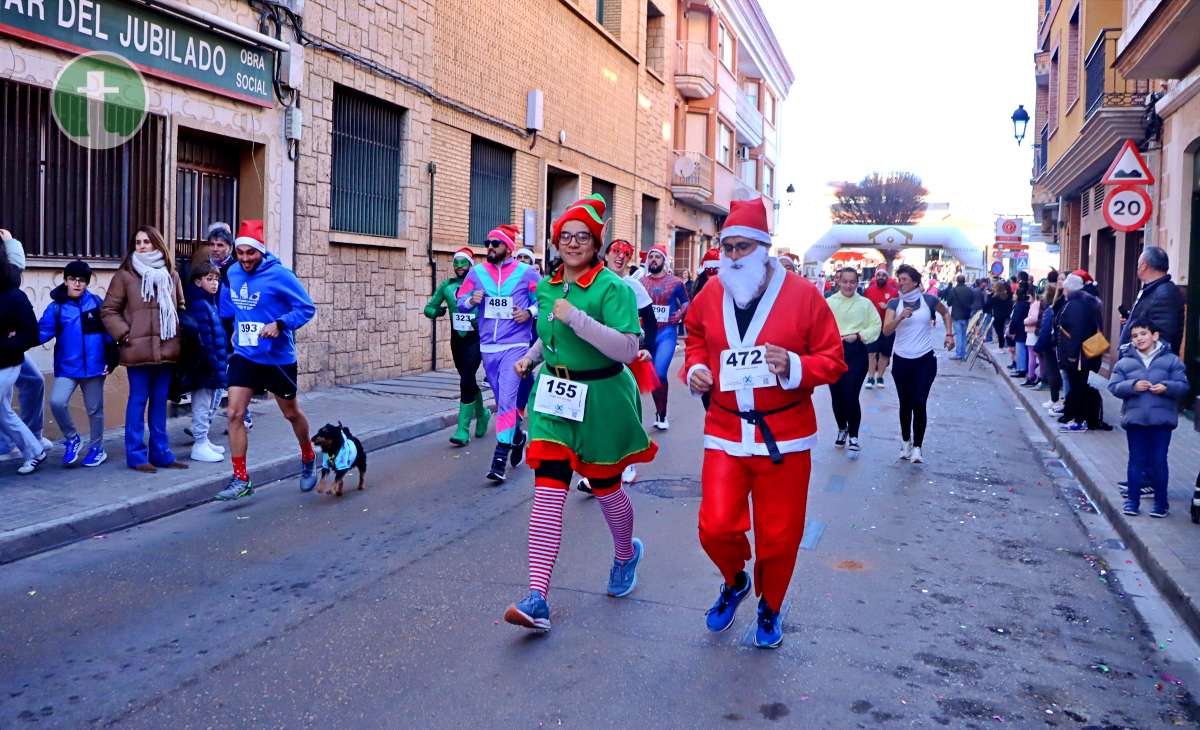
[184, 261, 229, 462]
[1108, 320, 1189, 518]
[38, 260, 113, 467]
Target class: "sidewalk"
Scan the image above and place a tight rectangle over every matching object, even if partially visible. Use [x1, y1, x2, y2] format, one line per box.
[0, 370, 491, 564]
[985, 344, 1200, 640]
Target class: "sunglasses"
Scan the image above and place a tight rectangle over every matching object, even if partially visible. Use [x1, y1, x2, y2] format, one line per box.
[485, 240, 508, 249]
[720, 240, 758, 255]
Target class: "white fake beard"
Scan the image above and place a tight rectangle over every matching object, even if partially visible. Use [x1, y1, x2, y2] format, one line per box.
[718, 246, 771, 308]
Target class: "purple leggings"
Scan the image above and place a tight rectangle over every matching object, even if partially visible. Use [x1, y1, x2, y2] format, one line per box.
[482, 347, 525, 445]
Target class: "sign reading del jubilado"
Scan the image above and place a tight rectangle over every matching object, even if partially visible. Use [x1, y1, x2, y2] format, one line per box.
[0, 0, 274, 107]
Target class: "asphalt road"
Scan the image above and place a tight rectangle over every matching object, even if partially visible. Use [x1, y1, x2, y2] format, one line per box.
[2, 354, 1198, 728]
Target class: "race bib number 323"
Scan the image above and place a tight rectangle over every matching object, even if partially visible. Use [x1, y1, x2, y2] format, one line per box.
[719, 346, 773, 392]
[533, 374, 588, 422]
[451, 312, 475, 332]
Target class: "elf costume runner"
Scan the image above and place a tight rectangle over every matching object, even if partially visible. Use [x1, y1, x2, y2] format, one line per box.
[423, 247, 489, 445]
[683, 198, 845, 649]
[503, 195, 658, 633]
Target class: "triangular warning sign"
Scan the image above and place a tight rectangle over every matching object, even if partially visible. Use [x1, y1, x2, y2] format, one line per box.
[1102, 139, 1155, 186]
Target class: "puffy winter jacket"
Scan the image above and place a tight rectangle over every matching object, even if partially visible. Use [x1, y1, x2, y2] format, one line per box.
[0, 286, 37, 368]
[184, 282, 229, 390]
[1107, 344, 1189, 428]
[38, 286, 111, 379]
[1056, 290, 1102, 371]
[1118, 275, 1184, 355]
[1023, 299, 1042, 336]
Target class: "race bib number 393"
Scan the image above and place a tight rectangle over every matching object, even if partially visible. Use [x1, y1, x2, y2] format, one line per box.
[719, 346, 773, 392]
[238, 321, 265, 347]
[484, 296, 513, 320]
[533, 374, 588, 422]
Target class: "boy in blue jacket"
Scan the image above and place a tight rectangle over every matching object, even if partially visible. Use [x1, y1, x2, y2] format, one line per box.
[184, 261, 230, 463]
[38, 260, 112, 467]
[1108, 320, 1190, 517]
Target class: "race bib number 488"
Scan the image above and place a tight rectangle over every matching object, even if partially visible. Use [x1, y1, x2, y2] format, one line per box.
[484, 296, 513, 320]
[719, 346, 774, 392]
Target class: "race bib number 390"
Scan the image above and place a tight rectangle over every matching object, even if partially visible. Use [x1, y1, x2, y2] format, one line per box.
[719, 346, 773, 392]
[484, 296, 513, 320]
[533, 374, 588, 422]
[238, 321, 264, 347]
[652, 305, 669, 324]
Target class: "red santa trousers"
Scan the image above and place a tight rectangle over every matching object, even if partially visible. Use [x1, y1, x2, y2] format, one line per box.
[698, 448, 811, 611]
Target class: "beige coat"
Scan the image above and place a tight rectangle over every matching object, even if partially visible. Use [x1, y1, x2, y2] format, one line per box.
[101, 267, 186, 367]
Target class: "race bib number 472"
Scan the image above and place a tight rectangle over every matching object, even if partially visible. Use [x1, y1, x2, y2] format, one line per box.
[718, 346, 773, 392]
[533, 374, 588, 422]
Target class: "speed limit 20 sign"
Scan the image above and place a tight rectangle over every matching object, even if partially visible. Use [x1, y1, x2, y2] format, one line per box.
[1103, 185, 1152, 232]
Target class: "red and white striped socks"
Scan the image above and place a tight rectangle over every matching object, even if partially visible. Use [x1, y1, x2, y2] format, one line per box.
[528, 480, 568, 597]
[596, 487, 635, 561]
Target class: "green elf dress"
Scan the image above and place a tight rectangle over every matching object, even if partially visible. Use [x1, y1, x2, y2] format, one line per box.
[423, 273, 489, 442]
[525, 263, 659, 478]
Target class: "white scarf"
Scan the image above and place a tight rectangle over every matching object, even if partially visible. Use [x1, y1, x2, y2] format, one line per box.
[898, 286, 923, 305]
[131, 251, 178, 341]
[718, 246, 771, 308]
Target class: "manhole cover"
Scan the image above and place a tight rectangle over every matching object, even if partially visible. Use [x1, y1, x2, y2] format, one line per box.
[631, 477, 702, 499]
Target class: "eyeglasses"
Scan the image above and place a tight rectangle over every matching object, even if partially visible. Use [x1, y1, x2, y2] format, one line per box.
[485, 240, 507, 249]
[557, 231, 593, 245]
[720, 240, 758, 255]
[65, 276, 87, 284]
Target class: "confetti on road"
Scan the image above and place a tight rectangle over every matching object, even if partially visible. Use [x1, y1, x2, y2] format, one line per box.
[27, 590, 36, 597]
[240, 549, 249, 555]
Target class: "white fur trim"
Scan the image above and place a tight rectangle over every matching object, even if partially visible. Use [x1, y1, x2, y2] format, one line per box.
[686, 363, 712, 397]
[234, 236, 266, 253]
[779, 351, 803, 390]
[720, 226, 772, 245]
[703, 433, 817, 456]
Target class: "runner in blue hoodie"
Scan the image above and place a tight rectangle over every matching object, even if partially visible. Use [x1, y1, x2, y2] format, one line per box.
[214, 220, 317, 501]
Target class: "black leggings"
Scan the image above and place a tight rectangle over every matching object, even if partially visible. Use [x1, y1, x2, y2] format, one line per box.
[1041, 349, 1062, 402]
[992, 316, 1009, 347]
[892, 351, 937, 447]
[450, 331, 482, 404]
[536, 460, 619, 491]
[830, 340, 869, 437]
[1063, 366, 1094, 424]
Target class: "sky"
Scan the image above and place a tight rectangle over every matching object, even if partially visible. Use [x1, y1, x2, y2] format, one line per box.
[759, 0, 1038, 254]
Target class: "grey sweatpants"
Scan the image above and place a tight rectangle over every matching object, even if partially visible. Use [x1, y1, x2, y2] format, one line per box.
[50, 376, 106, 449]
[190, 388, 223, 443]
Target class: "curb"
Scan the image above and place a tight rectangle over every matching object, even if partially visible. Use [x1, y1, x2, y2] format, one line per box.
[988, 351, 1200, 642]
[0, 409, 462, 565]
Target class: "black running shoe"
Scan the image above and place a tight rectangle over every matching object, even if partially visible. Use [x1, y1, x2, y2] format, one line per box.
[510, 430, 527, 467]
[487, 455, 507, 483]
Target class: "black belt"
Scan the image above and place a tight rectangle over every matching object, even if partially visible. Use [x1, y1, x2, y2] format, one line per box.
[715, 399, 804, 464]
[543, 362, 624, 382]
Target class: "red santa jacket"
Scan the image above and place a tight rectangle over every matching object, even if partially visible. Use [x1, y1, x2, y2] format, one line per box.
[683, 262, 846, 458]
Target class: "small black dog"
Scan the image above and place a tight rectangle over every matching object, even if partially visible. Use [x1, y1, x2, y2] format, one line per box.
[311, 423, 367, 497]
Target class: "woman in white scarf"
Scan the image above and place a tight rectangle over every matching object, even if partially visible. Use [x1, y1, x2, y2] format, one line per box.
[101, 226, 188, 473]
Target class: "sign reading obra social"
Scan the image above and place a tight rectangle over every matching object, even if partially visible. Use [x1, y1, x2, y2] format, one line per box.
[0, 0, 274, 106]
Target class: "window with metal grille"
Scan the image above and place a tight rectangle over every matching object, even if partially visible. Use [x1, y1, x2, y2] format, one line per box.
[1093, 181, 1105, 212]
[640, 195, 658, 249]
[0, 77, 165, 260]
[331, 86, 405, 237]
[468, 136, 514, 245]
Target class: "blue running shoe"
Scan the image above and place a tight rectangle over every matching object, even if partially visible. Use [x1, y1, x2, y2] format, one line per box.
[754, 598, 783, 649]
[503, 590, 551, 632]
[607, 537, 643, 597]
[61, 434, 81, 466]
[705, 571, 751, 632]
[215, 475, 254, 501]
[80, 444, 107, 468]
[299, 458, 318, 492]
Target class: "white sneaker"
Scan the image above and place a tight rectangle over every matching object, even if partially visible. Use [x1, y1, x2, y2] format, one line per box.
[622, 464, 638, 484]
[39, 437, 54, 452]
[210, 442, 226, 454]
[847, 437, 861, 453]
[910, 446, 924, 464]
[654, 417, 669, 431]
[190, 440, 225, 463]
[1042, 400, 1056, 409]
[17, 451, 47, 475]
[1049, 404, 1064, 415]
[900, 441, 912, 460]
[864, 378, 875, 390]
[0, 447, 20, 462]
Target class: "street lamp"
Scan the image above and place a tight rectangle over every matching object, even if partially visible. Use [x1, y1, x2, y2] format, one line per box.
[1011, 104, 1030, 145]
[785, 183, 795, 207]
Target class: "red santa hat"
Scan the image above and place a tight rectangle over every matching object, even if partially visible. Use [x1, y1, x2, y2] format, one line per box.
[646, 244, 669, 263]
[551, 194, 606, 246]
[1070, 268, 1093, 283]
[720, 197, 772, 246]
[701, 247, 721, 270]
[452, 247, 474, 263]
[486, 224, 520, 252]
[234, 219, 267, 254]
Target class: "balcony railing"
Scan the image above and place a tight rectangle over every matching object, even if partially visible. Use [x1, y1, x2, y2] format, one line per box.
[1085, 29, 1149, 119]
[674, 41, 716, 99]
[671, 151, 714, 203]
[1035, 124, 1048, 177]
[735, 91, 764, 148]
